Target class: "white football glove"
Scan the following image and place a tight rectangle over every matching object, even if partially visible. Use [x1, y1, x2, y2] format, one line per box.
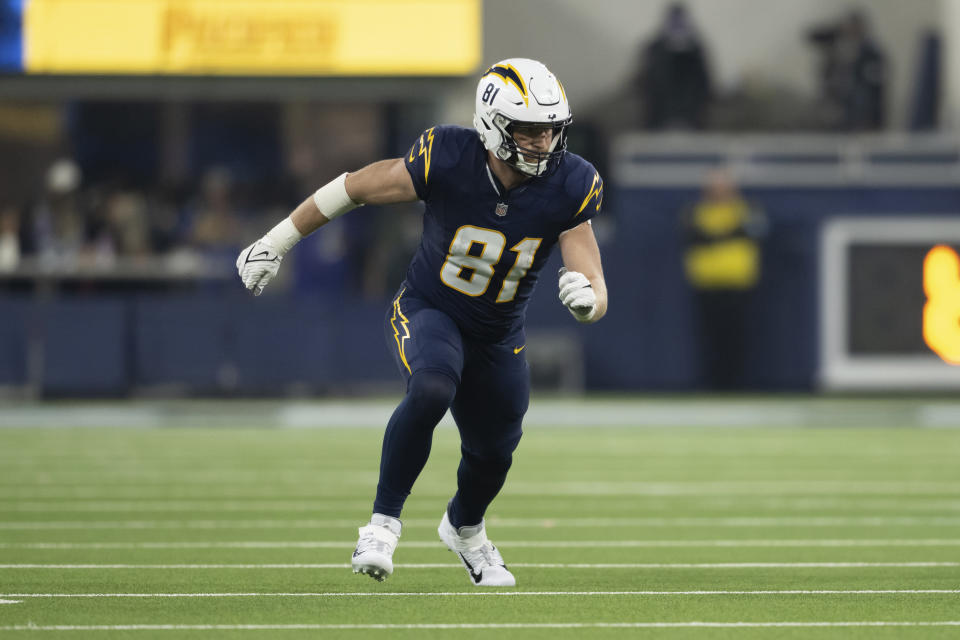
[236, 238, 283, 296]
[558, 267, 597, 323]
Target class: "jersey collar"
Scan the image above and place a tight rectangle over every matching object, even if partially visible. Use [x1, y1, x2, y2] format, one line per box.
[485, 164, 503, 197]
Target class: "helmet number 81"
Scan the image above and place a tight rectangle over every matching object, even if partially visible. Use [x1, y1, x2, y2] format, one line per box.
[440, 225, 541, 302]
[482, 83, 500, 105]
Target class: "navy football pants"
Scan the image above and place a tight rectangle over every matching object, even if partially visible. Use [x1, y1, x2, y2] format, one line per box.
[374, 287, 529, 529]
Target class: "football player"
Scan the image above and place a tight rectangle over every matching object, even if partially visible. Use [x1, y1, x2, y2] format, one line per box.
[237, 58, 607, 587]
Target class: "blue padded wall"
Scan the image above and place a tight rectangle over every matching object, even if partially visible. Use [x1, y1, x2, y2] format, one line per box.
[0, 297, 29, 385]
[5, 185, 956, 395]
[41, 297, 128, 394]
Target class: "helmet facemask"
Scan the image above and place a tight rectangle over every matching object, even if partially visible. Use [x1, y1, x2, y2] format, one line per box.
[492, 115, 571, 177]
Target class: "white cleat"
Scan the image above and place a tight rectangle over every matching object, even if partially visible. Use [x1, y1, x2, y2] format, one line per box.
[352, 513, 401, 582]
[438, 511, 516, 587]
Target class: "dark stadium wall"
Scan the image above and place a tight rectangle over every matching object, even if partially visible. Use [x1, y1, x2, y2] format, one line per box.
[2, 186, 958, 396]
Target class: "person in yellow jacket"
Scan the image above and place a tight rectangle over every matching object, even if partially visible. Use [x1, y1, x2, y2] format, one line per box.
[682, 169, 767, 390]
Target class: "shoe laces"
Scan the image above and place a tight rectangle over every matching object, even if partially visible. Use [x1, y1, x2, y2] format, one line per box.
[355, 524, 398, 557]
[459, 540, 506, 571]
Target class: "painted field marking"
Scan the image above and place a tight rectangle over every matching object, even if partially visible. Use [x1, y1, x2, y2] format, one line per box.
[0, 599, 20, 604]
[3, 590, 959, 598]
[3, 539, 960, 550]
[2, 480, 960, 497]
[3, 515, 960, 530]
[0, 470, 378, 482]
[2, 496, 960, 513]
[1, 562, 957, 570]
[2, 622, 960, 631]
[492, 481, 960, 497]
[0, 500, 374, 513]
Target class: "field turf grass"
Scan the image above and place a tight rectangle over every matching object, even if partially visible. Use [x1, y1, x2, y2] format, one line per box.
[1, 402, 959, 638]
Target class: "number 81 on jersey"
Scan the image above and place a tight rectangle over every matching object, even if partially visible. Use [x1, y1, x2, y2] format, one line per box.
[440, 225, 542, 303]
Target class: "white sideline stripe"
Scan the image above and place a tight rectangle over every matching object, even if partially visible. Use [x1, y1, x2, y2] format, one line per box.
[4, 487, 960, 499]
[0, 471, 377, 482]
[2, 562, 957, 570]
[498, 481, 960, 496]
[0, 500, 374, 513]
[0, 395, 958, 428]
[2, 622, 960, 630]
[4, 538, 960, 550]
[3, 480, 960, 496]
[0, 599, 20, 604]
[4, 497, 960, 513]
[4, 515, 960, 530]
[3, 590, 959, 598]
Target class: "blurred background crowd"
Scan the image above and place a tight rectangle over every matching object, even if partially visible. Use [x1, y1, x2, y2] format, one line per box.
[0, 2, 939, 281]
[1, 0, 958, 397]
[0, 100, 418, 298]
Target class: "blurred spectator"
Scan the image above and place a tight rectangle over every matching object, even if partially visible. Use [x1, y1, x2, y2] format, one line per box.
[186, 167, 246, 260]
[807, 9, 887, 130]
[75, 185, 118, 267]
[908, 29, 940, 131]
[681, 169, 767, 390]
[105, 190, 151, 258]
[147, 183, 190, 254]
[29, 158, 90, 267]
[638, 3, 713, 130]
[0, 205, 21, 271]
[360, 203, 422, 300]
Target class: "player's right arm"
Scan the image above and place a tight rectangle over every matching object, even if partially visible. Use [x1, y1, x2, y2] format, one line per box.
[237, 158, 417, 295]
[291, 158, 418, 235]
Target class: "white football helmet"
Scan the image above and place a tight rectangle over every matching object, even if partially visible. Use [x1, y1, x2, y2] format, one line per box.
[473, 58, 572, 177]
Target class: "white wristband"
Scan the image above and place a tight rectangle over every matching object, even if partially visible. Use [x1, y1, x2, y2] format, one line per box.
[264, 217, 302, 256]
[313, 172, 361, 220]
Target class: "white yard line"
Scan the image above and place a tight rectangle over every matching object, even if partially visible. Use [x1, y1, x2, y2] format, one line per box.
[1, 480, 960, 497]
[3, 590, 959, 598]
[2, 497, 960, 513]
[495, 481, 960, 496]
[1, 562, 957, 569]
[3, 538, 960, 549]
[3, 515, 960, 530]
[0, 500, 374, 513]
[1, 622, 960, 630]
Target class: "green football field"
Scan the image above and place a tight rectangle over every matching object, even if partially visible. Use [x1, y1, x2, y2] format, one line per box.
[1, 398, 959, 639]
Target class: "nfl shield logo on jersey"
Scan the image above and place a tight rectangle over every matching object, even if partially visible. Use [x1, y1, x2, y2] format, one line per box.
[495, 202, 508, 217]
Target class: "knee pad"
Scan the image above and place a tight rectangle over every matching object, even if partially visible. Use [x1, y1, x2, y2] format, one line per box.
[406, 370, 458, 414]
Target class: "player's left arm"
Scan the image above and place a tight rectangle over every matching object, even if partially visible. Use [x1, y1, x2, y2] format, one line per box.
[558, 220, 608, 323]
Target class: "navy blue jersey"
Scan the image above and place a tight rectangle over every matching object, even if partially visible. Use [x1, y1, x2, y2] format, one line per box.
[402, 125, 603, 341]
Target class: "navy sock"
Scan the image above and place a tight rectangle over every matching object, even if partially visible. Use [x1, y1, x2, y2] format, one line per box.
[373, 370, 457, 517]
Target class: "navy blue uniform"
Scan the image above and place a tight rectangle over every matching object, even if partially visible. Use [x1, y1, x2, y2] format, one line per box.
[402, 125, 602, 341]
[373, 125, 603, 527]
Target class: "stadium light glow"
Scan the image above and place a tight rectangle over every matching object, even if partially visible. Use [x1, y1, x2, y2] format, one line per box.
[923, 245, 960, 365]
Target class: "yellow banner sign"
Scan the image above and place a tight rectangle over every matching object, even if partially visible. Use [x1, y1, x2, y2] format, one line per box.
[24, 0, 481, 75]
